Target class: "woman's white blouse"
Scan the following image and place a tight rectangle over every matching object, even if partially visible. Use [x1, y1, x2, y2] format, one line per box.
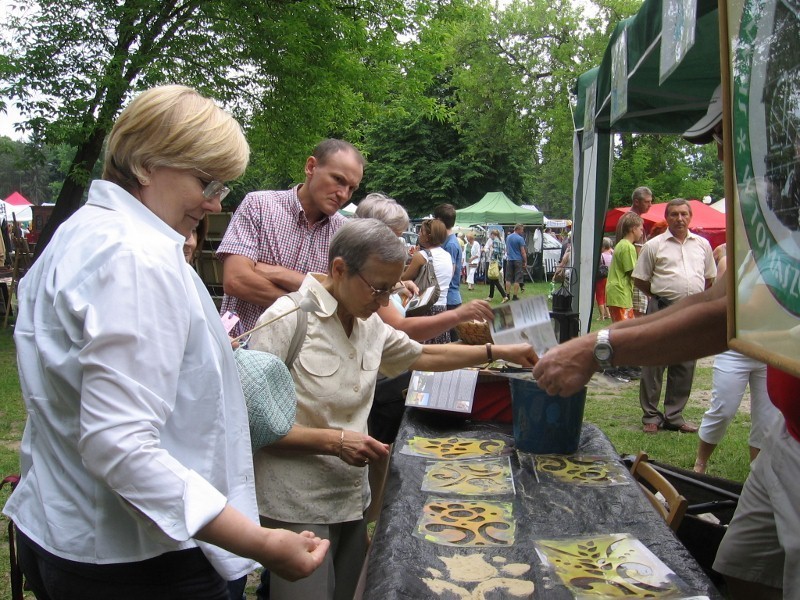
[3, 180, 259, 580]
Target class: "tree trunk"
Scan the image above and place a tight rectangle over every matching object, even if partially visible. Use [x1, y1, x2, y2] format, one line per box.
[32, 127, 107, 261]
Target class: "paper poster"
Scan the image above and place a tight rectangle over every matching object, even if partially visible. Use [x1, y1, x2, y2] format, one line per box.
[489, 294, 558, 358]
[728, 0, 800, 376]
[660, 0, 697, 84]
[405, 369, 479, 413]
[610, 29, 628, 125]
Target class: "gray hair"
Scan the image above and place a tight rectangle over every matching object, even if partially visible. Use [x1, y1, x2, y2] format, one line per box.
[328, 219, 406, 273]
[632, 186, 652, 203]
[665, 198, 691, 218]
[354, 193, 410, 233]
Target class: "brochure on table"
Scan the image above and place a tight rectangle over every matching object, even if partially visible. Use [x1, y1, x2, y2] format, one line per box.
[489, 294, 558, 358]
[405, 369, 480, 414]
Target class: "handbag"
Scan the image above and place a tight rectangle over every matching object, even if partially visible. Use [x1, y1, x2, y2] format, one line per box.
[406, 249, 440, 317]
[234, 292, 307, 451]
[597, 263, 609, 279]
[487, 260, 500, 280]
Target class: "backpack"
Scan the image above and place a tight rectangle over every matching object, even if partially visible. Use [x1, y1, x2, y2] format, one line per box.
[406, 249, 441, 317]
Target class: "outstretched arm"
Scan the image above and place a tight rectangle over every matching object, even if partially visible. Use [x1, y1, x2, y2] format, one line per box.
[412, 342, 537, 372]
[377, 299, 494, 343]
[533, 274, 729, 397]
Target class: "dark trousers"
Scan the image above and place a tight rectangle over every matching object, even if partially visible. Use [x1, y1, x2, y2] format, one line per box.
[487, 277, 507, 299]
[17, 530, 230, 600]
[639, 299, 696, 426]
[446, 302, 462, 341]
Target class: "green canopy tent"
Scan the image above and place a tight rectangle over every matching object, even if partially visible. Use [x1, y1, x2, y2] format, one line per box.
[455, 191, 543, 228]
[569, 0, 720, 331]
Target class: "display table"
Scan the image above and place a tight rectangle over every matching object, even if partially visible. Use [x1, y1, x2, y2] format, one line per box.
[361, 408, 721, 599]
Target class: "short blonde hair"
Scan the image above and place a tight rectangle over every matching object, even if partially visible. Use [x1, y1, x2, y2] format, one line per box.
[103, 85, 249, 194]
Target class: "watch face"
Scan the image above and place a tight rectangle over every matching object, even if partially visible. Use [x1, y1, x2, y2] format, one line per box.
[595, 346, 612, 361]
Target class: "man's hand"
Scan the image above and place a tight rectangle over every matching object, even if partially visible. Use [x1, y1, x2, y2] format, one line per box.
[532, 335, 596, 397]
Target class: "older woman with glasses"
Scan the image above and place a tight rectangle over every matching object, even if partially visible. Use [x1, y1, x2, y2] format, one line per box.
[248, 218, 537, 600]
[4, 85, 328, 600]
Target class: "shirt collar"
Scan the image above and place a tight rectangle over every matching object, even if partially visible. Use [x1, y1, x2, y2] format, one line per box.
[299, 273, 338, 318]
[87, 180, 185, 244]
[290, 184, 330, 228]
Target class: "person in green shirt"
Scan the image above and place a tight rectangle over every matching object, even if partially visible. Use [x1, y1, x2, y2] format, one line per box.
[606, 212, 644, 322]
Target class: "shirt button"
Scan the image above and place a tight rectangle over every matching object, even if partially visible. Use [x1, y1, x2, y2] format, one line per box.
[349, 352, 355, 359]
[354, 480, 361, 487]
[353, 385, 359, 392]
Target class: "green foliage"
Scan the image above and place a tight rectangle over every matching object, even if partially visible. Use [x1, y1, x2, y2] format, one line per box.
[609, 134, 724, 206]
[0, 0, 429, 222]
[0, 0, 721, 228]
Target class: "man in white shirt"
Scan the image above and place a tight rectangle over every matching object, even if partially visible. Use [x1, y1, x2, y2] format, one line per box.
[633, 198, 716, 434]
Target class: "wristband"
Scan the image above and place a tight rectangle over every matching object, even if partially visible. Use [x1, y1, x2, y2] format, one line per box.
[338, 429, 344, 459]
[486, 343, 493, 362]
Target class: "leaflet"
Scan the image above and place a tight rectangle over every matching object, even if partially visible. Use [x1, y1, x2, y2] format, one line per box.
[489, 294, 558, 358]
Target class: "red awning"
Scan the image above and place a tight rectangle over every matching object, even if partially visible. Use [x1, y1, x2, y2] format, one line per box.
[605, 200, 726, 248]
[4, 191, 32, 207]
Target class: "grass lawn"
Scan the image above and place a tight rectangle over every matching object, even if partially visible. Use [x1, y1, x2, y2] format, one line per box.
[0, 280, 753, 597]
[461, 279, 753, 483]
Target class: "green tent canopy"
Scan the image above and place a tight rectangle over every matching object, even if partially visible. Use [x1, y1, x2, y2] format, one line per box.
[455, 192, 543, 228]
[569, 0, 721, 332]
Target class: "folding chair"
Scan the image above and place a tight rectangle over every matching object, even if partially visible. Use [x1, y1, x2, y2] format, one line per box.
[629, 451, 688, 531]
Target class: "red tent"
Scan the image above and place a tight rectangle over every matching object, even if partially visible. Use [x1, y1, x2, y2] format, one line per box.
[604, 200, 726, 249]
[4, 191, 32, 207]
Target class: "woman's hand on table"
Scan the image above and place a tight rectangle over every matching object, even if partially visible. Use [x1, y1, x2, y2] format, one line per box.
[338, 430, 390, 467]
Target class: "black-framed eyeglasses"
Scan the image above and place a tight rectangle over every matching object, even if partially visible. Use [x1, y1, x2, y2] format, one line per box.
[196, 168, 230, 202]
[355, 271, 404, 298]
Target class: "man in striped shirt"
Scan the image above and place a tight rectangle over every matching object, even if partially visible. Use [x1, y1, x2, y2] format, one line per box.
[217, 139, 365, 335]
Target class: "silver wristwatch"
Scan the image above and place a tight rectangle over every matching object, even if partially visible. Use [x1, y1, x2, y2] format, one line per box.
[593, 329, 614, 370]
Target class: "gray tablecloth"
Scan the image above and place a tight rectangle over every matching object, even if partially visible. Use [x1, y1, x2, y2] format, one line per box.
[362, 408, 721, 599]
